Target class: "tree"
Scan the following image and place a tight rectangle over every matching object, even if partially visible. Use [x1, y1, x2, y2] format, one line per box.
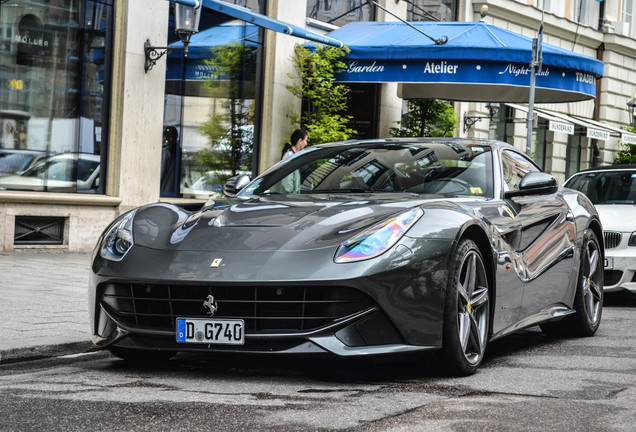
[613, 125, 636, 164]
[286, 44, 356, 145]
[390, 99, 457, 138]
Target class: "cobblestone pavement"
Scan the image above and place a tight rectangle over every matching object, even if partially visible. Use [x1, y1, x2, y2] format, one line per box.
[0, 251, 93, 363]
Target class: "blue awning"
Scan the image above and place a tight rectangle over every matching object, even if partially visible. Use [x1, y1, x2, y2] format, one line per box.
[201, 0, 343, 48]
[318, 21, 604, 103]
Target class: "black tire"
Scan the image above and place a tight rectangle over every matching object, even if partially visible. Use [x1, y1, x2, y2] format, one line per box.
[440, 239, 490, 376]
[108, 347, 175, 363]
[541, 230, 603, 337]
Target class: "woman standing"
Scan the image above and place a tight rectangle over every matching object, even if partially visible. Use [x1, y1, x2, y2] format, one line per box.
[281, 129, 308, 160]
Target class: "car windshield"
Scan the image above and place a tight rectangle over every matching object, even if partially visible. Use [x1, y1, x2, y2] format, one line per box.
[565, 170, 636, 204]
[239, 141, 494, 198]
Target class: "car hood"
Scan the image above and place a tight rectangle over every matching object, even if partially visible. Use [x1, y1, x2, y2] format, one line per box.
[132, 194, 465, 252]
[595, 205, 636, 232]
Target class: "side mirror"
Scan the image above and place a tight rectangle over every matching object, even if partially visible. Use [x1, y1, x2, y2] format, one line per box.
[504, 172, 558, 198]
[223, 174, 251, 197]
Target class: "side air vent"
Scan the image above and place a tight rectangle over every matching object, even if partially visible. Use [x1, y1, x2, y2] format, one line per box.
[14, 216, 65, 245]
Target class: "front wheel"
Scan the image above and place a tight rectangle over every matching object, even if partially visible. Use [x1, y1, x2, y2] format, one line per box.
[440, 239, 490, 376]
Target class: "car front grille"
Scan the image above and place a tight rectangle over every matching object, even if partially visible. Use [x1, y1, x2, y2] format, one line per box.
[100, 283, 375, 334]
[604, 231, 622, 249]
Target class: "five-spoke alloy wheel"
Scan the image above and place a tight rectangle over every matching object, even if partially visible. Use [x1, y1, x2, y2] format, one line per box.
[441, 239, 490, 376]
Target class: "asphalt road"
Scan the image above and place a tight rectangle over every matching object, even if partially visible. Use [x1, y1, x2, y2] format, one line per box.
[1, 293, 634, 432]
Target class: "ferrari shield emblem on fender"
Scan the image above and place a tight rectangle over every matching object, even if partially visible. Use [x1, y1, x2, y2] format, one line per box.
[210, 258, 222, 268]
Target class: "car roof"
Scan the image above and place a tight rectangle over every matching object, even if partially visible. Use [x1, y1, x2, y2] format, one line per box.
[568, 164, 636, 176]
[312, 137, 512, 149]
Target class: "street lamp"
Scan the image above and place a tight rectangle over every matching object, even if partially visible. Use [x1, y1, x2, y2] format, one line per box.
[627, 98, 636, 128]
[144, 0, 201, 73]
[174, 0, 201, 46]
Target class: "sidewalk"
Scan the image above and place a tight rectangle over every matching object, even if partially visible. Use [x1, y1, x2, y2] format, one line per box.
[0, 251, 95, 364]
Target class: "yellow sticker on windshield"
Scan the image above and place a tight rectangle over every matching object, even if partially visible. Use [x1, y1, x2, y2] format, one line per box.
[470, 187, 482, 194]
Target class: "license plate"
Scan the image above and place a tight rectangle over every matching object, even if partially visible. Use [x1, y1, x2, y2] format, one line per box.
[176, 318, 245, 345]
[604, 257, 613, 269]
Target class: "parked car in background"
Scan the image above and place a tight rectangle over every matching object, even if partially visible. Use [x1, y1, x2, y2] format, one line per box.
[0, 149, 46, 177]
[564, 165, 636, 294]
[183, 170, 251, 200]
[0, 153, 100, 193]
[90, 138, 603, 376]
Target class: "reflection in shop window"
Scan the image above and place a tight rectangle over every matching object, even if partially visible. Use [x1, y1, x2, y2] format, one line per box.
[0, 0, 112, 194]
[164, 19, 261, 199]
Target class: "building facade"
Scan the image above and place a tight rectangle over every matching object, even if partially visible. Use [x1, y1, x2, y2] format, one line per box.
[1, 0, 635, 252]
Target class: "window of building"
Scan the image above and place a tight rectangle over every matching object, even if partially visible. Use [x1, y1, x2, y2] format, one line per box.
[406, 0, 457, 22]
[620, 0, 634, 37]
[0, 0, 112, 194]
[571, 0, 601, 28]
[307, 0, 374, 27]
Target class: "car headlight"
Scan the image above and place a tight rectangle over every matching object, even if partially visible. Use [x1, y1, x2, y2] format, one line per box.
[629, 232, 636, 247]
[334, 207, 424, 263]
[100, 210, 137, 261]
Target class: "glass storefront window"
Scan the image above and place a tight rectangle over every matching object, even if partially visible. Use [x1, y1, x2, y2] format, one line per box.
[0, 0, 112, 194]
[163, 5, 262, 199]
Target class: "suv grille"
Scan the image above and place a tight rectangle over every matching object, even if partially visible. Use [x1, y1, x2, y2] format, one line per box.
[101, 283, 375, 333]
[604, 231, 622, 249]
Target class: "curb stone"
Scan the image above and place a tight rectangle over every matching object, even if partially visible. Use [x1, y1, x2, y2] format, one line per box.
[0, 341, 96, 365]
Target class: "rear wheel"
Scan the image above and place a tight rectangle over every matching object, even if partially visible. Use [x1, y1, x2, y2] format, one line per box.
[440, 239, 490, 376]
[569, 230, 603, 335]
[541, 230, 603, 336]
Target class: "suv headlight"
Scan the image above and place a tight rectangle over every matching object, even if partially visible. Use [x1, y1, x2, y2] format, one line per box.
[100, 210, 137, 261]
[334, 208, 423, 263]
[628, 232, 636, 247]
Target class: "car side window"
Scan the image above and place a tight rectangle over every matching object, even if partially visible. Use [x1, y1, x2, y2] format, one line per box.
[501, 150, 539, 192]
